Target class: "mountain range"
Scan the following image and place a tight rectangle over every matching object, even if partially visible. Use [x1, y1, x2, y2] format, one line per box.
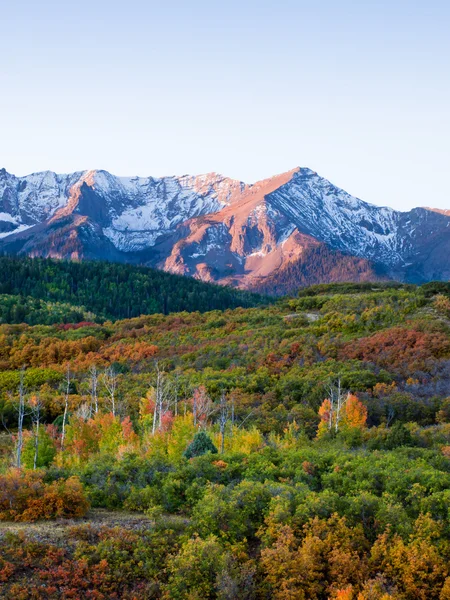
[0, 166, 449, 294]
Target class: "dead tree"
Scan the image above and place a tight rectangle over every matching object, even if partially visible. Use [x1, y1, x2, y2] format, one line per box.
[16, 368, 27, 468]
[76, 402, 92, 421]
[183, 381, 191, 417]
[171, 372, 181, 417]
[386, 405, 395, 427]
[150, 386, 158, 435]
[192, 386, 214, 428]
[151, 362, 173, 434]
[326, 378, 349, 433]
[218, 391, 228, 454]
[156, 363, 165, 430]
[61, 365, 71, 451]
[30, 394, 44, 470]
[102, 366, 118, 417]
[88, 365, 99, 415]
[192, 387, 197, 426]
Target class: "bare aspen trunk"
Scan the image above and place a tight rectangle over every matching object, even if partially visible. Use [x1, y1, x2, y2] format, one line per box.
[335, 379, 341, 433]
[30, 394, 43, 470]
[61, 365, 70, 451]
[16, 369, 26, 468]
[153, 363, 165, 431]
[183, 383, 189, 417]
[103, 367, 118, 417]
[33, 410, 40, 470]
[327, 379, 347, 434]
[152, 400, 158, 434]
[157, 368, 163, 429]
[89, 365, 99, 415]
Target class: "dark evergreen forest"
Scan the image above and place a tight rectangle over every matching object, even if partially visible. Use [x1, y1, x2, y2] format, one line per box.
[0, 256, 268, 323]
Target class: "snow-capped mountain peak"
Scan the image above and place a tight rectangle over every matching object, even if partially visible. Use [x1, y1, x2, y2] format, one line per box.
[0, 166, 448, 288]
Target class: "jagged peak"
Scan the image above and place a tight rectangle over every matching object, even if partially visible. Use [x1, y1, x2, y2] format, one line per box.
[292, 166, 315, 176]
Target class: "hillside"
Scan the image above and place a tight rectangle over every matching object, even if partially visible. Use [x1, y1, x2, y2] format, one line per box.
[1, 167, 449, 290]
[252, 244, 389, 296]
[0, 256, 268, 323]
[1, 282, 450, 598]
[0, 281, 449, 430]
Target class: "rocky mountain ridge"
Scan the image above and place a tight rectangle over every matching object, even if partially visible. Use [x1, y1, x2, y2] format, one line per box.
[0, 166, 448, 291]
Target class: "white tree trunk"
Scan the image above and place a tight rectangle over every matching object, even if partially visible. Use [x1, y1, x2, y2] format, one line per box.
[16, 369, 26, 468]
[61, 365, 70, 451]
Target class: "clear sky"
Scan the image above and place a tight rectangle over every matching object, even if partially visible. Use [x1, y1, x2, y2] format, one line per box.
[1, 0, 449, 211]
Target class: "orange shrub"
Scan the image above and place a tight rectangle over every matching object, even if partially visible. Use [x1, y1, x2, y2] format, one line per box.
[441, 446, 450, 459]
[100, 340, 158, 363]
[0, 469, 89, 522]
[212, 460, 228, 469]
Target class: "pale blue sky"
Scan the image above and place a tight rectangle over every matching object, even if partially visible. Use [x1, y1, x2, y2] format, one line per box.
[1, 0, 449, 210]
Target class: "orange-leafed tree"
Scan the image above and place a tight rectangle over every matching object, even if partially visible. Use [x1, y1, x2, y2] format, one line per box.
[63, 416, 100, 463]
[317, 391, 367, 438]
[342, 394, 367, 431]
[333, 586, 354, 600]
[317, 398, 333, 438]
[121, 415, 139, 445]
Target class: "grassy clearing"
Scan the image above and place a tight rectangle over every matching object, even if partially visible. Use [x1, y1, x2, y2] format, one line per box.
[0, 508, 155, 544]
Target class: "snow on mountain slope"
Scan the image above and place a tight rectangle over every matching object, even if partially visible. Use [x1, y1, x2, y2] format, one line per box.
[0, 168, 85, 236]
[0, 166, 448, 289]
[160, 168, 305, 284]
[0, 168, 248, 252]
[154, 167, 450, 285]
[265, 168, 401, 264]
[100, 172, 248, 251]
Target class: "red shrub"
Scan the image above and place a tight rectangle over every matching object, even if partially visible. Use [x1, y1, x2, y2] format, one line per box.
[340, 327, 450, 374]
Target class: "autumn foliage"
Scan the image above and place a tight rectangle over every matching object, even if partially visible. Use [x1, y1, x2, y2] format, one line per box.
[0, 469, 89, 521]
[0, 282, 450, 597]
[317, 393, 367, 437]
[341, 327, 450, 374]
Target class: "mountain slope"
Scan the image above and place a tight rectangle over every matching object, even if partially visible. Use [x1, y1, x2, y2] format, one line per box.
[251, 245, 387, 296]
[0, 166, 448, 291]
[0, 256, 268, 320]
[0, 168, 246, 248]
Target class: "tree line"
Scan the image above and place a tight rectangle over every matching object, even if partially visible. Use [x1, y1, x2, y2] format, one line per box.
[0, 255, 269, 322]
